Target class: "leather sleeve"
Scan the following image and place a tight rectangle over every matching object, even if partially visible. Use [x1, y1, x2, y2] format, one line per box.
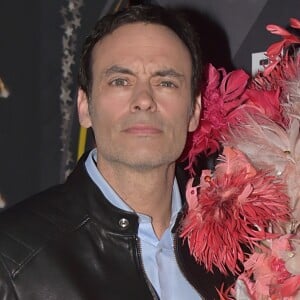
[0, 257, 18, 300]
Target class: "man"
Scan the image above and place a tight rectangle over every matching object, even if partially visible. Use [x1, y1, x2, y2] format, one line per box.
[0, 4, 233, 299]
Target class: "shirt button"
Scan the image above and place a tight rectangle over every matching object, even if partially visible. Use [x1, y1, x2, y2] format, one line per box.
[118, 218, 129, 229]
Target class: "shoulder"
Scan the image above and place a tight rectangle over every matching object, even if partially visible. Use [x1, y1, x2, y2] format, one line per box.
[0, 181, 89, 278]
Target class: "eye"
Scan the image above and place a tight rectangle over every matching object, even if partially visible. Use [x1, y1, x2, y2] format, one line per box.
[110, 78, 129, 86]
[160, 81, 177, 88]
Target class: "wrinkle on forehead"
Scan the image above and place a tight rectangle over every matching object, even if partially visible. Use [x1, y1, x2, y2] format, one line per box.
[91, 23, 192, 85]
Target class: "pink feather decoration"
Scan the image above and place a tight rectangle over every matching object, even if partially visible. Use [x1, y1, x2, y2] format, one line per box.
[186, 64, 249, 174]
[183, 17, 300, 299]
[264, 19, 300, 75]
[181, 147, 290, 275]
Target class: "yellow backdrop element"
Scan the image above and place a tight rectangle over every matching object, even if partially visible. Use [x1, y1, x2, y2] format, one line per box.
[77, 127, 87, 161]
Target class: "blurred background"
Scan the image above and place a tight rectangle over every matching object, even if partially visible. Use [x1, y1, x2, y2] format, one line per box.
[0, 0, 299, 208]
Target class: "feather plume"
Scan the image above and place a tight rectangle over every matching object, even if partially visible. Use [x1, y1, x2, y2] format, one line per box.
[185, 64, 249, 173]
[181, 147, 290, 275]
[183, 17, 300, 299]
[225, 112, 300, 226]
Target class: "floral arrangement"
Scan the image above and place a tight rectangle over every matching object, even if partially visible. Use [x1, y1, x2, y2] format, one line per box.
[181, 18, 300, 299]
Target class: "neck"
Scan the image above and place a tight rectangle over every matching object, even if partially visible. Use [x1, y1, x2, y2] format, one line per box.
[98, 160, 176, 238]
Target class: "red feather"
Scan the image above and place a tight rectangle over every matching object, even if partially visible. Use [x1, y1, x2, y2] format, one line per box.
[181, 147, 290, 275]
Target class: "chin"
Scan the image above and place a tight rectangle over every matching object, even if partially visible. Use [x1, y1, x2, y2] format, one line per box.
[101, 144, 183, 169]
[124, 152, 180, 170]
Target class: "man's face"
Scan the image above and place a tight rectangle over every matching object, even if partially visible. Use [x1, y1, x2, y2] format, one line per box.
[78, 22, 201, 172]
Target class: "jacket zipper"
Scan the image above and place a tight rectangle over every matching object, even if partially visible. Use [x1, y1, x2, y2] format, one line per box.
[136, 236, 159, 300]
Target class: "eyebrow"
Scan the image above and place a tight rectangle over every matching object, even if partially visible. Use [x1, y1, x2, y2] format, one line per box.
[153, 69, 184, 79]
[104, 65, 135, 77]
[103, 65, 184, 79]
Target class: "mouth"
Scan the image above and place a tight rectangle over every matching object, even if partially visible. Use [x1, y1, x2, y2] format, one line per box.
[122, 124, 162, 135]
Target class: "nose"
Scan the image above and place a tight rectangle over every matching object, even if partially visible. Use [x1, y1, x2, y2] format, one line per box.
[130, 81, 157, 112]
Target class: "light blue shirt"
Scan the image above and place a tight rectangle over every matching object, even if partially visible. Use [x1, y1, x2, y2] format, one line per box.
[85, 149, 201, 300]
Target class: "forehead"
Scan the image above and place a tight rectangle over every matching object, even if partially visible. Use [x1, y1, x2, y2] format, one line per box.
[91, 22, 192, 76]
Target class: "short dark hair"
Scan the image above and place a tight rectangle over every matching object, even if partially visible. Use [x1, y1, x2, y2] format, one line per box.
[78, 4, 202, 100]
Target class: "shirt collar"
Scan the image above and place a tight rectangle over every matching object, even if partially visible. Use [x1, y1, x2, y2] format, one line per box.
[85, 149, 182, 227]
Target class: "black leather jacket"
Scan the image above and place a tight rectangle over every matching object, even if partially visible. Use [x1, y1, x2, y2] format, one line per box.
[0, 154, 234, 299]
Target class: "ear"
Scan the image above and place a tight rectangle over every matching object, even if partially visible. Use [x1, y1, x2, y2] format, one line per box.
[188, 93, 201, 132]
[77, 88, 92, 128]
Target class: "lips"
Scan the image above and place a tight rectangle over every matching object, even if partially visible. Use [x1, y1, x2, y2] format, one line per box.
[122, 124, 162, 135]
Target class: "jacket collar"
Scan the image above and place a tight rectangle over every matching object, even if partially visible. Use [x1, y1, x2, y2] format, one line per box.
[65, 152, 189, 236]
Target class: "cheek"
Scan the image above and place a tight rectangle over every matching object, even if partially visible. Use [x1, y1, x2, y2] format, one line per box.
[163, 108, 191, 145]
[90, 93, 127, 126]
[164, 102, 191, 128]
[89, 104, 112, 138]
[159, 89, 192, 119]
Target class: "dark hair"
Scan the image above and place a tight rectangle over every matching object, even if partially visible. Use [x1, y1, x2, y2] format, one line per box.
[78, 4, 202, 100]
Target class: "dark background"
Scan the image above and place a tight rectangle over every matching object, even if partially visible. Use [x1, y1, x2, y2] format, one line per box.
[0, 0, 299, 208]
